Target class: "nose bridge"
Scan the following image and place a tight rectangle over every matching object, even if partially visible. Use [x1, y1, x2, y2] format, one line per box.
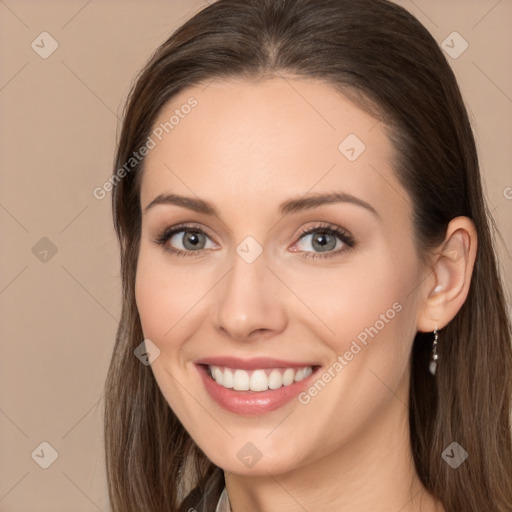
[214, 242, 287, 340]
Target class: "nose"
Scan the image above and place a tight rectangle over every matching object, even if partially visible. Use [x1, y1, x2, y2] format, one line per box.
[213, 248, 288, 342]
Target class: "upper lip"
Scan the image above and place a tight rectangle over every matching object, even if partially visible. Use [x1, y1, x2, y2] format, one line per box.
[195, 356, 320, 370]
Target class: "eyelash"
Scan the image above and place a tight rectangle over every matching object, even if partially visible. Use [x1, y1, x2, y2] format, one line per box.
[153, 222, 356, 260]
[295, 223, 356, 260]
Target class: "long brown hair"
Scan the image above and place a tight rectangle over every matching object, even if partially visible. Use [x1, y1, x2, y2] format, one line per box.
[104, 1, 512, 510]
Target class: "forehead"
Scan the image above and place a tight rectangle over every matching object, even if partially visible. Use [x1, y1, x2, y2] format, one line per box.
[140, 76, 407, 220]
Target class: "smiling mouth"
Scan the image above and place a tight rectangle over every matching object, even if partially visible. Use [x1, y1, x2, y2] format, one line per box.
[205, 364, 319, 392]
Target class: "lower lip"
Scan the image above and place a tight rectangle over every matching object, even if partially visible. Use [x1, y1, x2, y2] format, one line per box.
[196, 364, 320, 416]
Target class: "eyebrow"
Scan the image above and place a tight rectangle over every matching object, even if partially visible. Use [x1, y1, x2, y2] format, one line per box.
[143, 192, 379, 218]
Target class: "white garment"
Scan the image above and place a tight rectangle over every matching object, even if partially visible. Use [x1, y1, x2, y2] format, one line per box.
[215, 487, 231, 512]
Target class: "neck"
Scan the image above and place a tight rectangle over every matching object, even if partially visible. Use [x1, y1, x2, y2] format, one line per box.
[224, 373, 445, 512]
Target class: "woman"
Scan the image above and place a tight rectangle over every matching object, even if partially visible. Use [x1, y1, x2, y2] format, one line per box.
[103, 0, 512, 511]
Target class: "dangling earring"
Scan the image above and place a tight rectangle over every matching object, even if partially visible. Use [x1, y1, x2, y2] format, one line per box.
[429, 327, 439, 375]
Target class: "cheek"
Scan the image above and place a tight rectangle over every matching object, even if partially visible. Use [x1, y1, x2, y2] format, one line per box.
[135, 248, 191, 347]
[280, 254, 421, 454]
[135, 257, 168, 341]
[281, 250, 423, 428]
[335, 252, 421, 381]
[134, 246, 220, 373]
[279, 249, 419, 352]
[134, 249, 202, 412]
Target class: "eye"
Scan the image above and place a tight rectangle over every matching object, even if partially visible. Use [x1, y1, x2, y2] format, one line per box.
[290, 223, 355, 260]
[154, 223, 217, 257]
[154, 222, 355, 260]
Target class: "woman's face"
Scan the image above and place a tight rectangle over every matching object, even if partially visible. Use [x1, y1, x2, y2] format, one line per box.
[135, 77, 430, 476]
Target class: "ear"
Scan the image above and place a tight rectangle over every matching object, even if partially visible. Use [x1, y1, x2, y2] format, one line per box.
[416, 216, 478, 333]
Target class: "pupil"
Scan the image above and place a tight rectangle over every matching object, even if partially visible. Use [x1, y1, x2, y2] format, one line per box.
[184, 231, 205, 250]
[313, 232, 335, 252]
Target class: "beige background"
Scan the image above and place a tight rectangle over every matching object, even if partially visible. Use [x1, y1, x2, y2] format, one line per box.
[0, 1, 511, 510]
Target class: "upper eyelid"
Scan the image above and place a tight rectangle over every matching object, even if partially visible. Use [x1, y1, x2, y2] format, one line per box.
[297, 222, 350, 237]
[162, 222, 216, 238]
[160, 221, 347, 236]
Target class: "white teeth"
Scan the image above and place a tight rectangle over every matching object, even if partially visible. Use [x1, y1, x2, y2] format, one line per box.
[268, 369, 283, 389]
[283, 368, 295, 386]
[294, 367, 313, 382]
[213, 367, 223, 385]
[249, 370, 268, 391]
[223, 368, 234, 388]
[233, 369, 250, 391]
[208, 365, 314, 392]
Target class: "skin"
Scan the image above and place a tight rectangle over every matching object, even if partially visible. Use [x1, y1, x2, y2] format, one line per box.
[135, 76, 477, 512]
